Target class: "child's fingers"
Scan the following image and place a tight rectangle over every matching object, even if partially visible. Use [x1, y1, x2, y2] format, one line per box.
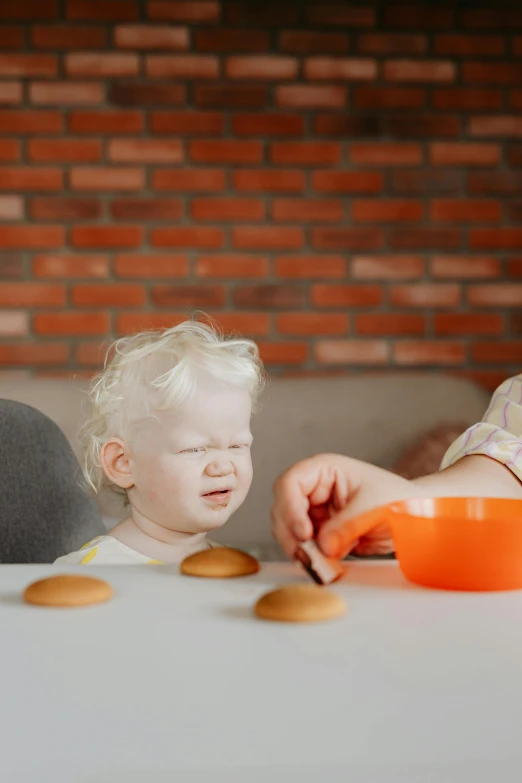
[274, 525, 299, 559]
[271, 457, 336, 552]
[272, 478, 313, 536]
[271, 454, 360, 558]
[271, 514, 308, 559]
[271, 484, 314, 559]
[318, 507, 388, 559]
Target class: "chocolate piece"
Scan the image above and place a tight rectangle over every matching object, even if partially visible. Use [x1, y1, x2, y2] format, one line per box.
[294, 540, 344, 586]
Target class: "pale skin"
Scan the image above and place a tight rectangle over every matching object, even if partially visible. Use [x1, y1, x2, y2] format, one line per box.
[271, 453, 522, 561]
[101, 379, 254, 564]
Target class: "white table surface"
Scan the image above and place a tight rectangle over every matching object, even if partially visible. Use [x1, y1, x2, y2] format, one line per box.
[2, 561, 522, 783]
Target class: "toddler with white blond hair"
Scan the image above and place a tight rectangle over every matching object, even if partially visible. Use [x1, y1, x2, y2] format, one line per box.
[55, 319, 265, 565]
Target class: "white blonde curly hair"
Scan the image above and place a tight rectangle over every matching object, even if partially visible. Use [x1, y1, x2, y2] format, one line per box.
[79, 317, 265, 495]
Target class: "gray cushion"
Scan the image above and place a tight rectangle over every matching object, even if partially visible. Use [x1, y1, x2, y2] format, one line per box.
[0, 399, 104, 563]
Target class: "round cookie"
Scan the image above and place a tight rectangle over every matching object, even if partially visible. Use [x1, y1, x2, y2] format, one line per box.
[180, 547, 259, 579]
[23, 574, 113, 608]
[254, 584, 346, 623]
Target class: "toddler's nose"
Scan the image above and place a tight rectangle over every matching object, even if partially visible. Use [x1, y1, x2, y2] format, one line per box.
[205, 454, 234, 477]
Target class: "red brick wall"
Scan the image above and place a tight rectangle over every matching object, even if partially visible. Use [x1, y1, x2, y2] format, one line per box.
[1, 0, 521, 387]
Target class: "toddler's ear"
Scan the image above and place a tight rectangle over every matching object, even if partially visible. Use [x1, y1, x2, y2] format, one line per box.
[101, 437, 134, 489]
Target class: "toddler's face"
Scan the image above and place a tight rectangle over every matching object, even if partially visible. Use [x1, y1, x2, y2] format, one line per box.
[126, 380, 254, 534]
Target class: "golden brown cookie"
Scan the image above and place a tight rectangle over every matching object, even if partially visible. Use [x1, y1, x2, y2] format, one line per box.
[254, 584, 346, 623]
[180, 547, 259, 578]
[23, 574, 113, 608]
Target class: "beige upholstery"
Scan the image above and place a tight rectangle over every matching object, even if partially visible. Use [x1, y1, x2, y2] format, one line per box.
[0, 374, 491, 554]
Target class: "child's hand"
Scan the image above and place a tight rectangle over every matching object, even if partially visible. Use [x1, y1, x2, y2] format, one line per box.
[271, 453, 420, 559]
[271, 454, 355, 558]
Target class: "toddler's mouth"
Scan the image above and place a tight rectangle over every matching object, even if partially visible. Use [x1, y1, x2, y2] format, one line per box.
[202, 489, 232, 505]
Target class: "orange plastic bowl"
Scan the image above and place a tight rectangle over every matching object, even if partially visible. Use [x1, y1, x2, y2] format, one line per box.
[362, 497, 522, 591]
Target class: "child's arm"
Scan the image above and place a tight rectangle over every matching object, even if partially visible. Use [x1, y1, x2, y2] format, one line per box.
[272, 375, 522, 560]
[319, 374, 522, 558]
[317, 454, 522, 559]
[413, 453, 522, 496]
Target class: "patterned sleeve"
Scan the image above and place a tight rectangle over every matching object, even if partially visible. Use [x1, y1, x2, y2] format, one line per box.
[440, 374, 522, 483]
